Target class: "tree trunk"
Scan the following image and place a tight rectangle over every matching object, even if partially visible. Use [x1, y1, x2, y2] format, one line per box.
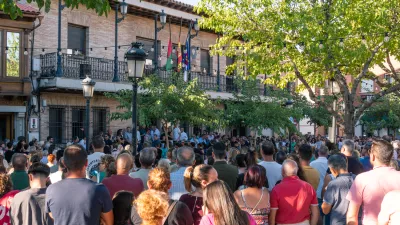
[343, 112, 355, 139]
[163, 122, 169, 149]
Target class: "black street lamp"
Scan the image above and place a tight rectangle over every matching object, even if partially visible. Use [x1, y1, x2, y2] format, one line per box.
[56, 0, 65, 77]
[285, 100, 294, 153]
[113, 0, 128, 82]
[188, 19, 199, 80]
[126, 42, 147, 156]
[154, 10, 167, 69]
[81, 76, 96, 151]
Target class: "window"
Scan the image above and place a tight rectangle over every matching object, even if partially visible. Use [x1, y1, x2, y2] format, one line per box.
[201, 49, 211, 74]
[68, 24, 87, 55]
[226, 56, 235, 76]
[384, 74, 393, 84]
[93, 108, 108, 136]
[136, 37, 161, 67]
[71, 108, 86, 139]
[6, 32, 20, 77]
[361, 80, 374, 93]
[49, 107, 65, 144]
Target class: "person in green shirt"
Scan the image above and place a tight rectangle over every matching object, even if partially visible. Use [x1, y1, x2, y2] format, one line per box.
[10, 153, 29, 190]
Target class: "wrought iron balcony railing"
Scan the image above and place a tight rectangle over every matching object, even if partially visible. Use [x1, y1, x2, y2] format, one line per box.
[39, 53, 266, 95]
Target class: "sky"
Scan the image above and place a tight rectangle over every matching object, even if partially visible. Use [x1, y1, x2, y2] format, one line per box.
[180, 0, 200, 6]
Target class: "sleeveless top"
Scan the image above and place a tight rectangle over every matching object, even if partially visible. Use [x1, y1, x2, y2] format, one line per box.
[240, 187, 270, 225]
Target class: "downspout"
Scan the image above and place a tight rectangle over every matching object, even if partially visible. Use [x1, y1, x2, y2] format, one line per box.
[28, 16, 43, 141]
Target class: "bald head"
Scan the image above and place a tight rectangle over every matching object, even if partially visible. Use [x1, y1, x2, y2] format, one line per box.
[116, 153, 133, 174]
[282, 159, 298, 177]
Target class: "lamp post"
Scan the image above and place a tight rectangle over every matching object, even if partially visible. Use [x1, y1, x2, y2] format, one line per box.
[329, 80, 340, 144]
[126, 42, 147, 156]
[285, 100, 294, 153]
[56, 0, 65, 77]
[81, 76, 96, 151]
[154, 10, 167, 69]
[113, 0, 128, 82]
[187, 19, 199, 80]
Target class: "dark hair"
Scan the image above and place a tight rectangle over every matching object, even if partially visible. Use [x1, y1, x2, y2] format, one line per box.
[299, 144, 313, 161]
[56, 150, 64, 162]
[28, 162, 51, 177]
[12, 153, 27, 171]
[47, 136, 53, 141]
[63, 145, 88, 171]
[244, 165, 266, 188]
[30, 154, 41, 164]
[245, 151, 257, 169]
[104, 145, 112, 154]
[372, 139, 394, 165]
[6, 142, 13, 149]
[112, 191, 134, 225]
[194, 153, 204, 166]
[207, 156, 215, 165]
[275, 151, 287, 165]
[261, 141, 275, 155]
[15, 141, 24, 153]
[92, 135, 105, 149]
[213, 142, 226, 159]
[236, 154, 246, 168]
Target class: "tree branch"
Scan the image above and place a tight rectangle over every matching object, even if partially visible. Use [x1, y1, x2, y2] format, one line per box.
[385, 51, 400, 83]
[352, 42, 385, 95]
[354, 83, 400, 121]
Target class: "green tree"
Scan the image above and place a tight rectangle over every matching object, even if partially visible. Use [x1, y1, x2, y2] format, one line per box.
[1, 0, 110, 19]
[224, 79, 305, 135]
[106, 73, 223, 148]
[196, 0, 400, 138]
[360, 94, 400, 135]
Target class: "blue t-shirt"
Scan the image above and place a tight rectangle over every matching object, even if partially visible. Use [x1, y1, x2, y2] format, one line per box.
[359, 156, 373, 171]
[45, 178, 112, 225]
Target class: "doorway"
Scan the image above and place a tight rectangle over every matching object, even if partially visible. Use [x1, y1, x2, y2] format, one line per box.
[0, 113, 14, 141]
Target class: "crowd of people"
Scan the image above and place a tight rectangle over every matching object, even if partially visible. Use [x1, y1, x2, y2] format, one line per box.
[0, 125, 399, 225]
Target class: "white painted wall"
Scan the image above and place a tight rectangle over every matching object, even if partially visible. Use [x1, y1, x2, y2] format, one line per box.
[299, 118, 314, 135]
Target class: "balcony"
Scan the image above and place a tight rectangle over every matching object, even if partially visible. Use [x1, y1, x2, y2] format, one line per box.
[38, 52, 266, 95]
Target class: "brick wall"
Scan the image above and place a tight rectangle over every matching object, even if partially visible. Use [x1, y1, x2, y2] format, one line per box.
[31, 0, 228, 75]
[39, 92, 129, 141]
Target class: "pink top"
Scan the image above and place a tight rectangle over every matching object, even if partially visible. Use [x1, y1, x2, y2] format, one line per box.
[199, 212, 257, 225]
[346, 166, 400, 225]
[378, 190, 400, 225]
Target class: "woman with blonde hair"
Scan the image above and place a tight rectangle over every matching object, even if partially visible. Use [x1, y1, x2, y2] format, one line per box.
[130, 168, 194, 225]
[179, 164, 218, 225]
[200, 180, 256, 225]
[135, 189, 169, 225]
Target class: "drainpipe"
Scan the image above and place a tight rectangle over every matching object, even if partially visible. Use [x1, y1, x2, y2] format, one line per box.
[27, 16, 43, 141]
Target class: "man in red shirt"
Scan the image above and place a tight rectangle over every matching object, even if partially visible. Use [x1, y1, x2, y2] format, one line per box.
[102, 153, 144, 198]
[269, 159, 319, 225]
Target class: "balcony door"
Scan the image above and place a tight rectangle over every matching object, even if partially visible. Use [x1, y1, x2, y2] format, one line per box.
[0, 113, 14, 141]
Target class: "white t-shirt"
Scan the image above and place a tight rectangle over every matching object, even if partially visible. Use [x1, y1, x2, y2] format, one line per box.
[86, 152, 104, 179]
[180, 132, 188, 141]
[173, 128, 180, 141]
[49, 171, 63, 184]
[258, 161, 283, 191]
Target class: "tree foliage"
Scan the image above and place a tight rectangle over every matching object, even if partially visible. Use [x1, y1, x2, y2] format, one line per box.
[360, 94, 400, 133]
[105, 73, 223, 130]
[196, 0, 400, 138]
[1, 0, 110, 19]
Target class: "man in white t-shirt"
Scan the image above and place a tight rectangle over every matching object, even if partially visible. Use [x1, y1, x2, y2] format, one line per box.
[179, 128, 188, 141]
[258, 141, 282, 191]
[86, 135, 105, 179]
[173, 125, 181, 141]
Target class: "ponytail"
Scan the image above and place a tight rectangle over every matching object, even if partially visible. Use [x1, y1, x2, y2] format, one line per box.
[184, 166, 194, 192]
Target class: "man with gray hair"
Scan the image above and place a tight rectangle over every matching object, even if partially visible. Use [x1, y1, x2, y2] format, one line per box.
[321, 154, 358, 225]
[169, 146, 195, 200]
[269, 159, 319, 225]
[129, 147, 156, 190]
[340, 139, 364, 175]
